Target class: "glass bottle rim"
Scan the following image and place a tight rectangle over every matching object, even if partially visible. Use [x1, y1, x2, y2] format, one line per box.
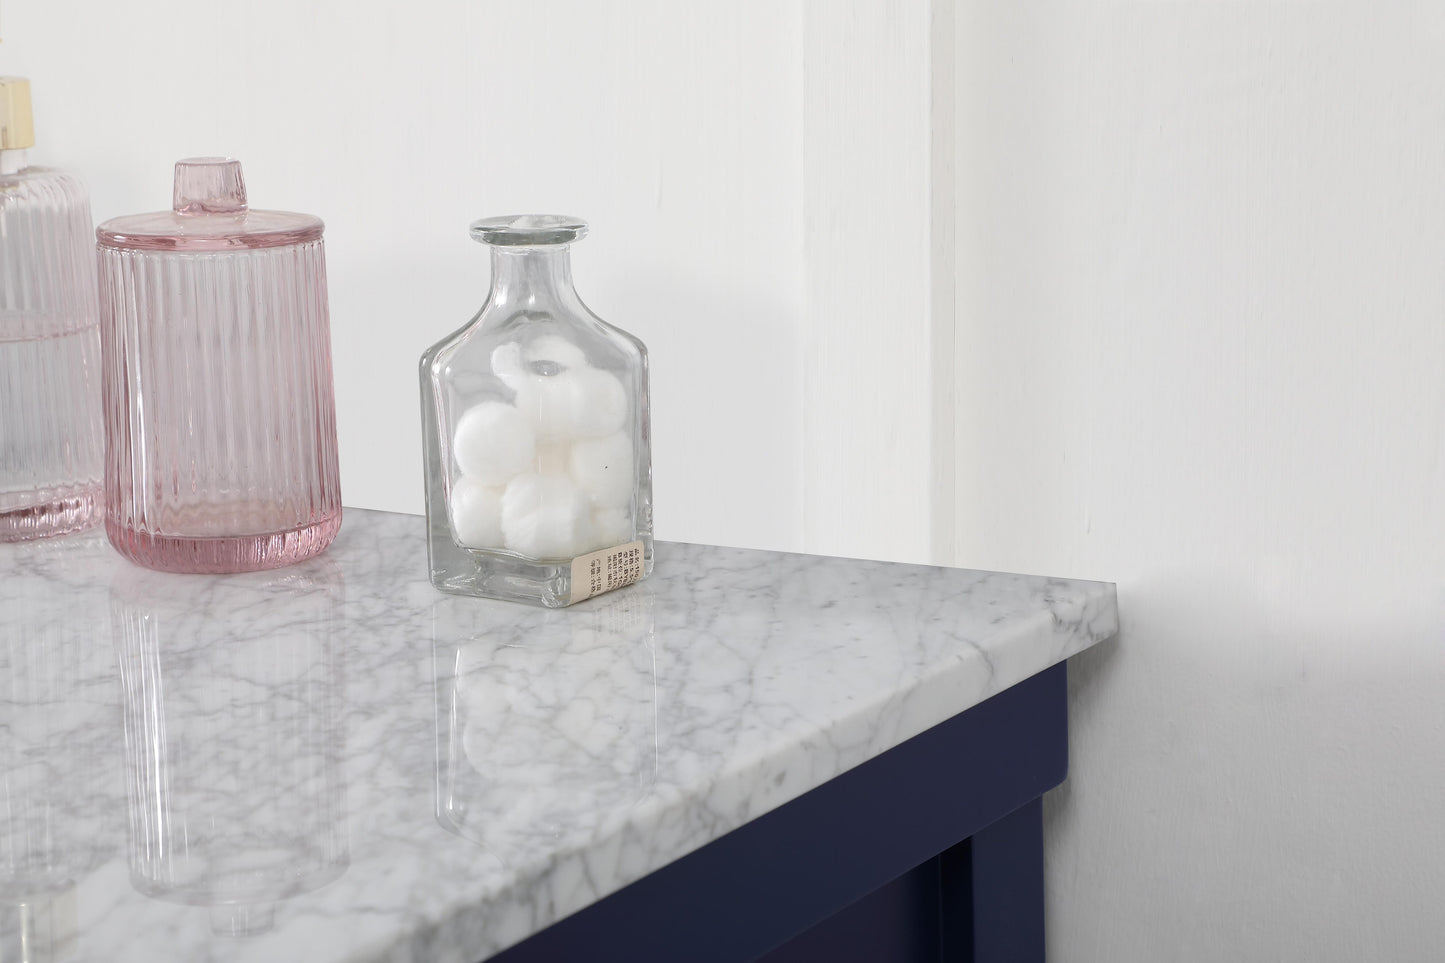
[469, 215, 588, 247]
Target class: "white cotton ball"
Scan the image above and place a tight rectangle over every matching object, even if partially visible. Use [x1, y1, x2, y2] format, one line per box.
[499, 338, 627, 441]
[567, 367, 629, 439]
[449, 477, 505, 548]
[453, 402, 535, 485]
[500, 473, 592, 559]
[569, 432, 635, 509]
[525, 334, 588, 369]
[513, 371, 580, 442]
[590, 507, 634, 550]
[533, 442, 572, 474]
[490, 342, 526, 390]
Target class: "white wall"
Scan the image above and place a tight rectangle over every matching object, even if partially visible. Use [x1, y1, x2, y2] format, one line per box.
[2, 0, 945, 561]
[956, 3, 1445, 960]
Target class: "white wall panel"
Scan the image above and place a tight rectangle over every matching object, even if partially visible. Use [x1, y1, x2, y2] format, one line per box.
[955, 4, 1445, 960]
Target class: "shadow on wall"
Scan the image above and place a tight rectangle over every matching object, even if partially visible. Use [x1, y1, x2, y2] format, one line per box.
[1041, 578, 1445, 961]
[1042, 620, 1120, 887]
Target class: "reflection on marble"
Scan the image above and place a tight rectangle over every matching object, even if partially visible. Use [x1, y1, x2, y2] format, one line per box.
[111, 561, 348, 937]
[0, 534, 123, 963]
[435, 588, 658, 863]
[0, 509, 1116, 963]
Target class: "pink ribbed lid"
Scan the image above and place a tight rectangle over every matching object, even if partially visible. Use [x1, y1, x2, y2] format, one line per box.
[97, 157, 323, 252]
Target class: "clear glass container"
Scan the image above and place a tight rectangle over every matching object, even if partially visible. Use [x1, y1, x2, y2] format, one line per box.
[420, 215, 652, 607]
[96, 158, 342, 573]
[0, 77, 104, 542]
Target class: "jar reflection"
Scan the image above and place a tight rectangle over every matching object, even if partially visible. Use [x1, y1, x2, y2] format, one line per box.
[0, 534, 121, 963]
[109, 560, 347, 937]
[434, 587, 658, 862]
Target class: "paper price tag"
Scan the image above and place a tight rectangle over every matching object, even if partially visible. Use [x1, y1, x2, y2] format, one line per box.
[569, 540, 645, 604]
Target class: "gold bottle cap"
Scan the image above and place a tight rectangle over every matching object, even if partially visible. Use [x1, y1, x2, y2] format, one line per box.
[0, 77, 36, 150]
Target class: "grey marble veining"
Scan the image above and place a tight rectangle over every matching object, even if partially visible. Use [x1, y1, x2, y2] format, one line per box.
[0, 509, 1117, 962]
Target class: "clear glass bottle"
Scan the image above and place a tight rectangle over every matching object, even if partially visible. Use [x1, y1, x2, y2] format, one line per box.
[420, 215, 652, 607]
[96, 158, 342, 574]
[0, 77, 104, 542]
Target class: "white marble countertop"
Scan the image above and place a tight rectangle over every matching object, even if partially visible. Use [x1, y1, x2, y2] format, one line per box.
[0, 508, 1116, 963]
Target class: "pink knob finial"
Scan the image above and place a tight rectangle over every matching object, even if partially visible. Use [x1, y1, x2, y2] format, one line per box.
[173, 157, 247, 215]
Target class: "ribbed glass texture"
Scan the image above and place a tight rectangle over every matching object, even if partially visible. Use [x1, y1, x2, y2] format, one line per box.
[98, 241, 342, 573]
[0, 164, 104, 541]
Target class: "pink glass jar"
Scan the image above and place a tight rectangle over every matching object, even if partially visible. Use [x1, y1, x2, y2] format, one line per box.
[96, 158, 342, 573]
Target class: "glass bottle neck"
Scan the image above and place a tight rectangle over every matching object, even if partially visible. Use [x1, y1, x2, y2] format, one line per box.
[0, 148, 28, 175]
[487, 246, 581, 314]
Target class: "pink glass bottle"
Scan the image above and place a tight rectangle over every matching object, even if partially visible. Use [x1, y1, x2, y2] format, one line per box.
[96, 158, 342, 573]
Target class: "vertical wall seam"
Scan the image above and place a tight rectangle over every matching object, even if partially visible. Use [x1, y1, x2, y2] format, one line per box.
[930, 0, 958, 566]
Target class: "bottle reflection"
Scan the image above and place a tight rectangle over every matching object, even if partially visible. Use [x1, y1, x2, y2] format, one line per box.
[1, 534, 121, 963]
[109, 559, 347, 937]
[434, 587, 658, 863]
